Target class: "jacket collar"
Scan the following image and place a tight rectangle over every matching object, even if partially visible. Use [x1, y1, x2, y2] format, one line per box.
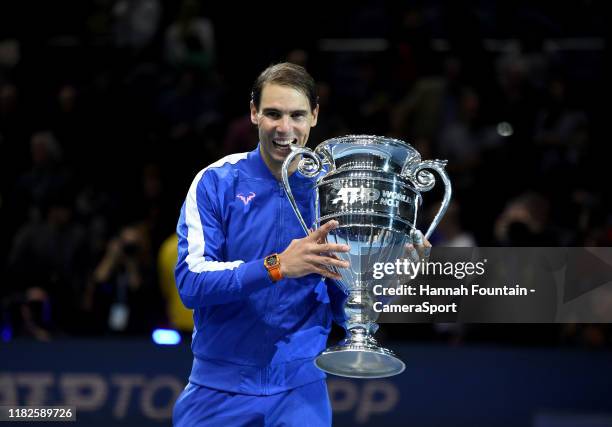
[249, 143, 277, 181]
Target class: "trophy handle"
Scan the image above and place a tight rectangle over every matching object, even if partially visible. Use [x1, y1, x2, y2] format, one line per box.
[316, 148, 336, 173]
[402, 160, 452, 240]
[281, 145, 324, 236]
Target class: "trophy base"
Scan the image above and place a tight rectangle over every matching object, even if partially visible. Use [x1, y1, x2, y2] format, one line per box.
[315, 345, 405, 379]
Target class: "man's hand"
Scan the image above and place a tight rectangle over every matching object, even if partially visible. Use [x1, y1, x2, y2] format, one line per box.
[405, 229, 432, 262]
[280, 220, 350, 280]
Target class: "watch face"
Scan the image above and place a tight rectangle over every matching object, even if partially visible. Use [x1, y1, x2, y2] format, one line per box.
[266, 255, 278, 267]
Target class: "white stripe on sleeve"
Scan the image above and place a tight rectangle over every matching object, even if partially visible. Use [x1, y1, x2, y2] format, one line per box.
[185, 153, 249, 273]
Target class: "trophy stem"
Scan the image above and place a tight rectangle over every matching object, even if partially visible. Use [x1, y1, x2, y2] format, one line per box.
[314, 293, 406, 378]
[344, 325, 378, 348]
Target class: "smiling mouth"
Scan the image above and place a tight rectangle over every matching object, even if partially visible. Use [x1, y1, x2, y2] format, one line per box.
[272, 138, 297, 149]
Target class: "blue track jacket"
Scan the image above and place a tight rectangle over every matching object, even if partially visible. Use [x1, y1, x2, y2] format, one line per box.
[175, 144, 347, 396]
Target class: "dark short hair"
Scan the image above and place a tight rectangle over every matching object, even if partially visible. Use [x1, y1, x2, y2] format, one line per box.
[251, 62, 318, 112]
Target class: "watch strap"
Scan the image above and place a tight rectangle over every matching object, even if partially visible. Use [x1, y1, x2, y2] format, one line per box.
[264, 254, 283, 282]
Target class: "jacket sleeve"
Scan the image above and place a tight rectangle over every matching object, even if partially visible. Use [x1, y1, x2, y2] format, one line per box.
[175, 169, 273, 308]
[326, 278, 349, 328]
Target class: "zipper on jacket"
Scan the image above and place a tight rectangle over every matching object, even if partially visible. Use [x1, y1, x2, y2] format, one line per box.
[261, 181, 285, 394]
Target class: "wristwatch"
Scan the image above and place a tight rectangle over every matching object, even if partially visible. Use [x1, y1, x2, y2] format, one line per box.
[264, 253, 283, 282]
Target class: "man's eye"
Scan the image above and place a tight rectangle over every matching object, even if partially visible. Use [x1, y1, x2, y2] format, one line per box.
[291, 113, 306, 120]
[265, 111, 281, 119]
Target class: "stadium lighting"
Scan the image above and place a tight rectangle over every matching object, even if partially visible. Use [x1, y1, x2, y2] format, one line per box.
[152, 328, 181, 345]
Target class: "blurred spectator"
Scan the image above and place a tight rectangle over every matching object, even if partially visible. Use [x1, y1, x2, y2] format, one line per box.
[6, 189, 89, 338]
[0, 82, 25, 183]
[112, 0, 161, 50]
[492, 51, 543, 148]
[0, 38, 20, 72]
[388, 4, 436, 91]
[436, 87, 502, 190]
[12, 131, 72, 224]
[533, 75, 590, 202]
[50, 84, 90, 167]
[222, 114, 258, 155]
[88, 223, 164, 334]
[494, 192, 556, 246]
[307, 81, 350, 147]
[534, 77, 588, 150]
[164, 0, 215, 74]
[157, 67, 223, 140]
[390, 56, 466, 158]
[0, 82, 18, 121]
[137, 162, 175, 252]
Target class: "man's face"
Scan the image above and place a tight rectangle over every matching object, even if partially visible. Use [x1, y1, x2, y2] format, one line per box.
[251, 83, 318, 171]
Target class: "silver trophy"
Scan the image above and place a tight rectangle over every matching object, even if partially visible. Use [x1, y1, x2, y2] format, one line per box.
[281, 135, 452, 378]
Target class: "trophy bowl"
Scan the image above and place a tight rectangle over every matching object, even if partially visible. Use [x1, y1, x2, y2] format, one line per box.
[281, 135, 451, 378]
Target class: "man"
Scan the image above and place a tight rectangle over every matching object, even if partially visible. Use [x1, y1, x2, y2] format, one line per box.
[173, 63, 430, 426]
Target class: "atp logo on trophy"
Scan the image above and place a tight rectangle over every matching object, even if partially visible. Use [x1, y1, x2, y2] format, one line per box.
[330, 187, 381, 205]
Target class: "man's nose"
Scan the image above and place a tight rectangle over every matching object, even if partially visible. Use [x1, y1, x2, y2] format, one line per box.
[276, 115, 291, 132]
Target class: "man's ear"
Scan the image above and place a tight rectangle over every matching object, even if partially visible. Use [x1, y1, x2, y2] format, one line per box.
[250, 101, 258, 125]
[311, 104, 320, 127]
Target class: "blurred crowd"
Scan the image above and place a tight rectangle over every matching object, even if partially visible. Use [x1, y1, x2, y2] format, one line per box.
[0, 1, 609, 345]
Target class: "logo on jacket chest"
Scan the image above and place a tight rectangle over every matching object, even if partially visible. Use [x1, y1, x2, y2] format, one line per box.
[236, 192, 256, 205]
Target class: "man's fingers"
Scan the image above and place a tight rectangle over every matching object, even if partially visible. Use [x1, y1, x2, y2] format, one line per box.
[406, 229, 431, 261]
[310, 255, 350, 269]
[411, 228, 424, 246]
[316, 242, 350, 254]
[407, 229, 432, 261]
[416, 232, 432, 260]
[404, 243, 420, 262]
[309, 220, 339, 240]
